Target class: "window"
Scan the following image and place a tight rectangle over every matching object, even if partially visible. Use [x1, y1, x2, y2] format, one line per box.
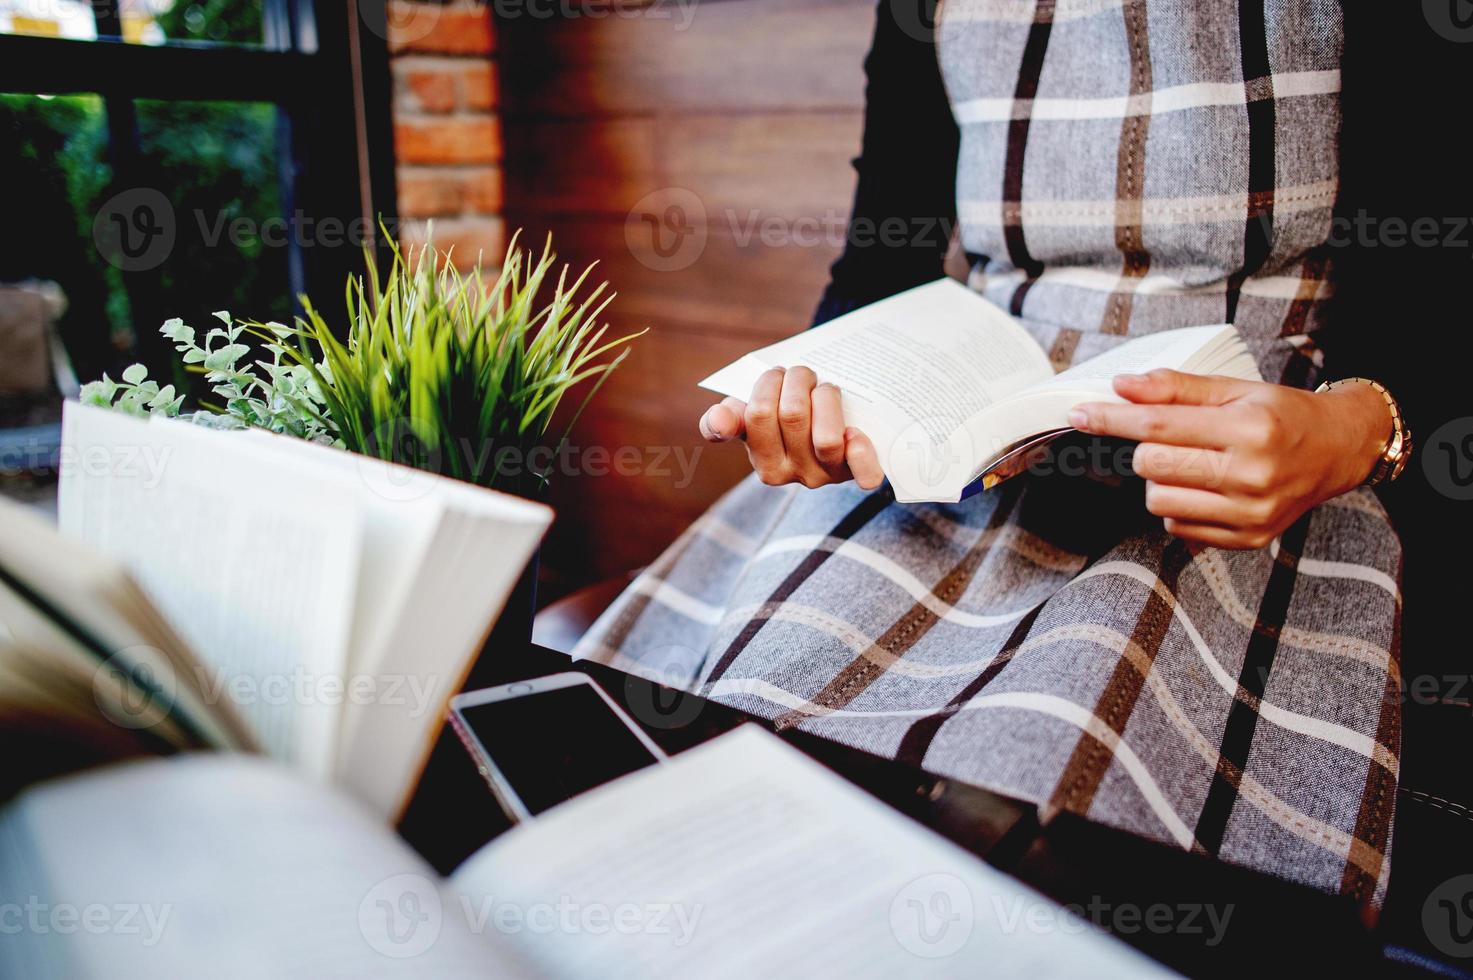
[0, 0, 396, 499]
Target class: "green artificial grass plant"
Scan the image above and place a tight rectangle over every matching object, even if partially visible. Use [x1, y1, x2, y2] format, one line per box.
[82, 230, 645, 498]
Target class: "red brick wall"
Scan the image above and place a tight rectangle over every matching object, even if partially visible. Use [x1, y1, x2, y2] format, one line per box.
[387, 0, 504, 269]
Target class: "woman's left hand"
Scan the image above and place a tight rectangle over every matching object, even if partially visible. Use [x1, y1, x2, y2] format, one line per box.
[1068, 369, 1392, 549]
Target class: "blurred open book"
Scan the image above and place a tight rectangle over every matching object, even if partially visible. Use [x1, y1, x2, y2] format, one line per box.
[0, 726, 1169, 977]
[701, 279, 1261, 503]
[0, 402, 551, 816]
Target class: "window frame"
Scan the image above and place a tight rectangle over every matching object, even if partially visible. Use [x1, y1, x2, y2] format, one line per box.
[0, 0, 398, 368]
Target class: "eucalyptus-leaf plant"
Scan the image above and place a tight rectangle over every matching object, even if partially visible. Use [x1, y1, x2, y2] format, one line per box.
[82, 230, 645, 498]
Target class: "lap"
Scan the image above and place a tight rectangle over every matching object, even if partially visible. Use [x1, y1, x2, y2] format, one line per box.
[576, 471, 1402, 908]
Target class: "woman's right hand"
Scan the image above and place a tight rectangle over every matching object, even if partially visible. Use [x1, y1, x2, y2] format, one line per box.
[698, 366, 885, 490]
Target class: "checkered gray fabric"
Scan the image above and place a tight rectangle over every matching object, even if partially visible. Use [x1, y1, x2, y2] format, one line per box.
[576, 0, 1400, 907]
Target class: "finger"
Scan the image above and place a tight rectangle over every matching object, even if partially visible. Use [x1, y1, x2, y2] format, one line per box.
[1112, 368, 1255, 407]
[1131, 443, 1235, 489]
[1069, 402, 1247, 449]
[1162, 518, 1274, 551]
[1143, 482, 1258, 526]
[844, 427, 885, 490]
[777, 363, 820, 451]
[699, 397, 747, 442]
[810, 383, 848, 473]
[743, 368, 788, 478]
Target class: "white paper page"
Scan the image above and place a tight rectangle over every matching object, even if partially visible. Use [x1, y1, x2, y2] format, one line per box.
[0, 755, 533, 979]
[236, 427, 445, 679]
[0, 495, 252, 751]
[1024, 324, 1235, 395]
[453, 726, 1173, 979]
[57, 403, 361, 776]
[954, 326, 1253, 477]
[230, 428, 553, 818]
[699, 279, 1053, 501]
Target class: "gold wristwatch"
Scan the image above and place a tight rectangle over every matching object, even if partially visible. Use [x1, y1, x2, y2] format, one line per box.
[1314, 377, 1411, 486]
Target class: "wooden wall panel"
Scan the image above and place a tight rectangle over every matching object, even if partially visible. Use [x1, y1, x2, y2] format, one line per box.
[497, 0, 877, 594]
[499, 0, 874, 117]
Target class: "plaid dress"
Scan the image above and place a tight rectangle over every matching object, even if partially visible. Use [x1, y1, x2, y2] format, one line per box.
[576, 0, 1401, 907]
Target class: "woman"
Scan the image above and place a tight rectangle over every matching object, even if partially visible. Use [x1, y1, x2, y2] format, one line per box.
[577, 1, 1466, 911]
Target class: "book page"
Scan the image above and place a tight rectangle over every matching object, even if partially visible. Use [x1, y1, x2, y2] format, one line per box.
[0, 495, 255, 753]
[230, 428, 553, 819]
[699, 280, 1053, 501]
[958, 325, 1252, 486]
[0, 755, 532, 978]
[1022, 324, 1233, 395]
[453, 726, 1170, 979]
[57, 403, 362, 776]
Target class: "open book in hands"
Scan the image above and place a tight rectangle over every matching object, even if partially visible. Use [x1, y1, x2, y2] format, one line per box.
[700, 279, 1261, 503]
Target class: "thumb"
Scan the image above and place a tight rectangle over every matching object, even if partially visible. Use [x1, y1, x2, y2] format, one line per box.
[844, 427, 885, 490]
[700, 397, 747, 442]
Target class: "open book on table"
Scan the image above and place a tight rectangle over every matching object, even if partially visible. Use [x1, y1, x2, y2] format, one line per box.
[0, 725, 1171, 977]
[0, 402, 550, 818]
[701, 279, 1261, 503]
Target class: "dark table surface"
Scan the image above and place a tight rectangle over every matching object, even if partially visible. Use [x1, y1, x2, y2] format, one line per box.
[401, 641, 1387, 978]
